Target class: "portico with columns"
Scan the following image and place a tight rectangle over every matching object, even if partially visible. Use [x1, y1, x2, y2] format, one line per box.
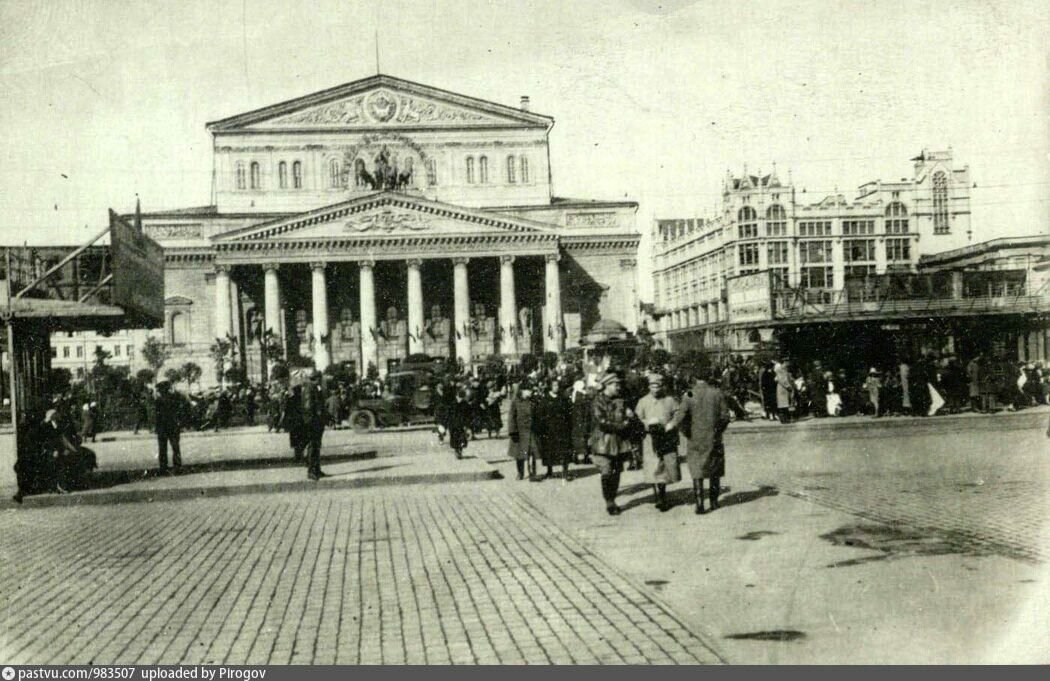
[130, 73, 640, 385]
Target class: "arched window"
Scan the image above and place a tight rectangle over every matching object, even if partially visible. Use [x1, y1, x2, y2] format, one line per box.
[885, 201, 908, 234]
[278, 161, 288, 189]
[466, 157, 475, 184]
[329, 159, 342, 188]
[506, 156, 516, 183]
[235, 162, 246, 190]
[292, 160, 302, 188]
[354, 158, 368, 188]
[249, 162, 261, 189]
[737, 206, 758, 239]
[766, 204, 786, 236]
[932, 172, 949, 234]
[520, 156, 529, 183]
[403, 156, 414, 183]
[426, 159, 437, 186]
[479, 156, 489, 184]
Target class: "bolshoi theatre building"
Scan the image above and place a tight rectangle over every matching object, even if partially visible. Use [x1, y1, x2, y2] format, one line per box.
[131, 74, 640, 381]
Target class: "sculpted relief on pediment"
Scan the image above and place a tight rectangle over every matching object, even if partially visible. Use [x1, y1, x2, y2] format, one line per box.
[259, 88, 500, 128]
[343, 208, 430, 233]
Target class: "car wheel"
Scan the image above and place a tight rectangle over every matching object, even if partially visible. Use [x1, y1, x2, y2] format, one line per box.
[350, 410, 376, 434]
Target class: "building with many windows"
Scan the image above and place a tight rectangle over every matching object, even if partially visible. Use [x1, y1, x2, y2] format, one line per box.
[650, 150, 973, 353]
[50, 330, 135, 382]
[124, 74, 640, 384]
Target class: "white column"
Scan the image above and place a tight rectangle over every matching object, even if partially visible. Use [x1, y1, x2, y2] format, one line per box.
[499, 255, 518, 357]
[406, 259, 424, 355]
[544, 253, 562, 353]
[453, 257, 472, 366]
[359, 260, 378, 375]
[228, 278, 241, 341]
[214, 265, 232, 339]
[310, 262, 330, 370]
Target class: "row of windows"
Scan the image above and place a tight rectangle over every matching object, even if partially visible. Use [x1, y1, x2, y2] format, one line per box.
[52, 344, 134, 360]
[465, 155, 529, 185]
[236, 154, 536, 191]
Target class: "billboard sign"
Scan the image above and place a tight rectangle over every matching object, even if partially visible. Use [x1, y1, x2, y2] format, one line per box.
[109, 210, 164, 327]
[727, 270, 774, 324]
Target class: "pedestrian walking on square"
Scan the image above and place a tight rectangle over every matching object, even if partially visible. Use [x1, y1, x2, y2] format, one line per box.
[302, 371, 327, 480]
[967, 354, 983, 412]
[774, 361, 794, 423]
[133, 389, 151, 434]
[570, 380, 593, 464]
[507, 381, 539, 479]
[534, 377, 572, 482]
[285, 384, 306, 460]
[760, 361, 777, 420]
[590, 373, 633, 516]
[667, 369, 731, 515]
[80, 402, 97, 443]
[325, 388, 342, 427]
[447, 387, 472, 460]
[864, 368, 883, 417]
[154, 381, 185, 474]
[635, 373, 681, 511]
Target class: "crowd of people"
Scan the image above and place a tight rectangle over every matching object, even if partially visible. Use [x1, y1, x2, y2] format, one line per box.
[12, 348, 1050, 505]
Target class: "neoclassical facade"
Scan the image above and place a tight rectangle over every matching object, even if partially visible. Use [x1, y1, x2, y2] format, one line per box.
[132, 75, 640, 382]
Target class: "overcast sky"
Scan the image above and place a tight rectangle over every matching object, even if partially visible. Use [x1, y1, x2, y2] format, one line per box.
[1, 0, 1047, 297]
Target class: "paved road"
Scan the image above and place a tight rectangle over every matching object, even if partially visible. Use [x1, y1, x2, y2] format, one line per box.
[0, 486, 722, 665]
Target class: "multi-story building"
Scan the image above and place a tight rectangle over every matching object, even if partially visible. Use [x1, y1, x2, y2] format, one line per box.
[50, 330, 136, 382]
[651, 150, 972, 352]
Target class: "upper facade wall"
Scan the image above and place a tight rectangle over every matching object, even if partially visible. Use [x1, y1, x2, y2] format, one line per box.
[209, 76, 554, 213]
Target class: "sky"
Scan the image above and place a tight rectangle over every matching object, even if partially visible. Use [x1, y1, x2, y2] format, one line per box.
[1, 0, 1047, 298]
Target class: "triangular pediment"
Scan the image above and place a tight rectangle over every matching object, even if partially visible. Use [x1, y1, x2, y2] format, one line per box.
[207, 75, 551, 132]
[213, 192, 556, 243]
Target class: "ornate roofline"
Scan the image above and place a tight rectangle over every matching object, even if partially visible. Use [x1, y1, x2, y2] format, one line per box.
[206, 74, 553, 132]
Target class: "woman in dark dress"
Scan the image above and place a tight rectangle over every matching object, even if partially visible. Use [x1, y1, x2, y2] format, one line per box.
[447, 388, 472, 459]
[533, 378, 573, 482]
[570, 380, 592, 464]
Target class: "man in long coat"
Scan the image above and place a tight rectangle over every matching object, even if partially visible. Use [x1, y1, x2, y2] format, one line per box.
[154, 381, 185, 474]
[635, 373, 681, 511]
[774, 361, 794, 423]
[667, 369, 731, 515]
[301, 371, 327, 480]
[506, 381, 539, 480]
[590, 373, 633, 516]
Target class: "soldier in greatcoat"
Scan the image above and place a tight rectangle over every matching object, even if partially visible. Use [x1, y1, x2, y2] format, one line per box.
[506, 381, 539, 480]
[590, 373, 633, 516]
[301, 371, 327, 480]
[667, 369, 731, 515]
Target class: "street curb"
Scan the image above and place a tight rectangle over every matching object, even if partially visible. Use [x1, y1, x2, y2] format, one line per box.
[726, 407, 1047, 435]
[12, 467, 502, 509]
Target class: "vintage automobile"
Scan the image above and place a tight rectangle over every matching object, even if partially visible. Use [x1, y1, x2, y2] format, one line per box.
[348, 368, 436, 432]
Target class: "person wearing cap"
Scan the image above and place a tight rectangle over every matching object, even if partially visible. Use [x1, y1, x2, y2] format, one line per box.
[301, 370, 328, 479]
[667, 368, 731, 515]
[590, 372, 633, 515]
[863, 367, 884, 418]
[154, 380, 186, 474]
[507, 380, 539, 479]
[635, 373, 681, 511]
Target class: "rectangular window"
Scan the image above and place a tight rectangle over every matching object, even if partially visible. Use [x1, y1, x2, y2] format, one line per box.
[76, 346, 83, 358]
[739, 243, 759, 267]
[885, 217, 909, 234]
[800, 240, 833, 264]
[63, 346, 70, 358]
[51, 346, 57, 358]
[886, 238, 911, 262]
[798, 221, 831, 237]
[843, 239, 876, 263]
[767, 241, 789, 265]
[738, 224, 758, 239]
[770, 268, 789, 288]
[766, 222, 786, 236]
[800, 266, 833, 289]
[842, 220, 875, 235]
[113, 345, 121, 357]
[845, 264, 876, 278]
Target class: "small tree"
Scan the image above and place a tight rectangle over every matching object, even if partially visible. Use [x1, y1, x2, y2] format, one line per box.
[180, 362, 202, 391]
[365, 361, 379, 381]
[208, 336, 235, 387]
[141, 336, 171, 377]
[135, 368, 156, 386]
[164, 367, 183, 385]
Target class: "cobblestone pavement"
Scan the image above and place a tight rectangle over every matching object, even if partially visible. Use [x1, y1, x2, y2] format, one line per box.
[736, 417, 1049, 563]
[0, 486, 724, 665]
